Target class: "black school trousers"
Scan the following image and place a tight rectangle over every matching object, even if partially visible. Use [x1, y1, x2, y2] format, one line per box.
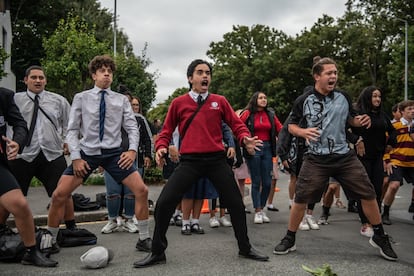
[151, 152, 251, 254]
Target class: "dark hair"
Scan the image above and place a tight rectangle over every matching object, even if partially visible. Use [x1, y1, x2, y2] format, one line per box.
[88, 55, 116, 75]
[186, 59, 213, 89]
[245, 91, 267, 113]
[25, 65, 44, 77]
[311, 57, 337, 76]
[118, 84, 133, 99]
[356, 86, 382, 114]
[391, 103, 400, 113]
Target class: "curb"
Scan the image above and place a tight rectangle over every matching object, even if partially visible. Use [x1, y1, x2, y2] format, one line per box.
[7, 208, 155, 228]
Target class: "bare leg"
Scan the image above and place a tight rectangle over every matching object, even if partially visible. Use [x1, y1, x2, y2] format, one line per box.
[288, 202, 306, 231]
[122, 172, 149, 220]
[361, 198, 381, 225]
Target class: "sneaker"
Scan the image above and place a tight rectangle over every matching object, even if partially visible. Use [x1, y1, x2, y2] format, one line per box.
[261, 211, 270, 223]
[123, 219, 138, 233]
[190, 223, 205, 234]
[335, 199, 346, 209]
[273, 236, 296, 255]
[305, 215, 319, 230]
[219, 216, 232, 227]
[360, 224, 374, 238]
[254, 212, 263, 224]
[382, 214, 392, 225]
[317, 215, 329, 225]
[116, 216, 124, 226]
[132, 215, 139, 225]
[136, 237, 152, 252]
[408, 203, 414, 213]
[101, 220, 119, 234]
[369, 234, 398, 261]
[299, 217, 310, 231]
[209, 217, 220, 228]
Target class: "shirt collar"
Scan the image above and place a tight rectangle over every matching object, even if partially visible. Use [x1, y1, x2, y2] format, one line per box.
[313, 87, 335, 100]
[189, 90, 208, 103]
[93, 86, 111, 94]
[26, 90, 44, 100]
[400, 117, 412, 126]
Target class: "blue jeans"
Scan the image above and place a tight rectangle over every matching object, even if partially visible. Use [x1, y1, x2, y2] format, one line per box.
[104, 159, 141, 219]
[246, 141, 273, 209]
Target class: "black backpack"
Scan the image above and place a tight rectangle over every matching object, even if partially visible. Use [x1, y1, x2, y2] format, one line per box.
[57, 228, 97, 247]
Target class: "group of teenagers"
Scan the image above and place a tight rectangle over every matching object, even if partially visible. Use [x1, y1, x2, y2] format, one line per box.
[0, 54, 409, 269]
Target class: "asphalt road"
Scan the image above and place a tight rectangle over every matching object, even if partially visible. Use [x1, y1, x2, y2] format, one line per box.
[2, 172, 414, 275]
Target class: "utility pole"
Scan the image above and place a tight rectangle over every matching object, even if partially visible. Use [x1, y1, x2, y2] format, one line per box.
[113, 0, 117, 57]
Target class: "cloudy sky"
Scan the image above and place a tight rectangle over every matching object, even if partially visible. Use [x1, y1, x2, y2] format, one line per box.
[98, 0, 347, 105]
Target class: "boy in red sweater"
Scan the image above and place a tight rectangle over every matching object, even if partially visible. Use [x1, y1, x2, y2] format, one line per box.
[134, 59, 268, 268]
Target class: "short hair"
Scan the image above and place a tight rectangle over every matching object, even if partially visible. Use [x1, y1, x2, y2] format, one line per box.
[88, 55, 116, 75]
[312, 57, 337, 76]
[25, 65, 44, 77]
[186, 59, 213, 89]
[398, 100, 414, 112]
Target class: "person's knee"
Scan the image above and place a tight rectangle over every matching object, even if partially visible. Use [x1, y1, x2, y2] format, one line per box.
[107, 194, 121, 201]
[124, 193, 135, 200]
[387, 182, 400, 194]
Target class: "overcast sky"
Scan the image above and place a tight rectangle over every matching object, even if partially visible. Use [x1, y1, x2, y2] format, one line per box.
[98, 0, 347, 105]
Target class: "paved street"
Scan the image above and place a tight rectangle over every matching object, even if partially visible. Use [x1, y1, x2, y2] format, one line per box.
[3, 172, 414, 275]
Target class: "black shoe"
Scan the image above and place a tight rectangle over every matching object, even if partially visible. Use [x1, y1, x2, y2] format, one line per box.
[42, 242, 60, 255]
[21, 248, 58, 267]
[245, 208, 251, 214]
[369, 234, 398, 261]
[382, 214, 392, 225]
[136, 238, 152, 252]
[273, 236, 296, 255]
[239, 247, 269, 261]
[173, 214, 182, 226]
[347, 204, 358, 213]
[181, 224, 191, 235]
[267, 206, 279, 212]
[133, 252, 166, 268]
[190, 223, 205, 234]
[408, 203, 414, 213]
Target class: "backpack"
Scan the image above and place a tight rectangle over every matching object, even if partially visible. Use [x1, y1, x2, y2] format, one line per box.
[57, 228, 97, 247]
[0, 225, 25, 262]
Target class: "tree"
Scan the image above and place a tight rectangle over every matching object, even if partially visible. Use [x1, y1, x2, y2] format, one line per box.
[41, 14, 108, 101]
[0, 47, 9, 79]
[147, 87, 188, 123]
[112, 46, 158, 114]
[10, 0, 130, 90]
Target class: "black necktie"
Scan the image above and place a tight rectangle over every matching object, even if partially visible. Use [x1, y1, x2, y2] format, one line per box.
[197, 95, 203, 106]
[27, 95, 39, 146]
[99, 90, 106, 141]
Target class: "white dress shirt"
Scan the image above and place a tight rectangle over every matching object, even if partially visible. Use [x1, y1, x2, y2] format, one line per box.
[11, 90, 70, 162]
[67, 86, 139, 160]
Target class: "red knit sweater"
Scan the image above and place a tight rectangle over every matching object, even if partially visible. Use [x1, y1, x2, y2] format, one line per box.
[156, 93, 250, 154]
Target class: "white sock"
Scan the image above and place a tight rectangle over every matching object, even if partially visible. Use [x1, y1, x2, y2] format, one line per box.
[191, 219, 199, 225]
[136, 219, 150, 240]
[47, 226, 60, 243]
[173, 209, 181, 216]
[267, 204, 274, 208]
[289, 199, 294, 206]
[182, 219, 190, 226]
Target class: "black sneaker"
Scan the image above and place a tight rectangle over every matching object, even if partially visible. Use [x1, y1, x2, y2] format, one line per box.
[369, 234, 398, 261]
[273, 236, 296, 255]
[382, 214, 392, 225]
[408, 203, 414, 213]
[136, 237, 152, 252]
[317, 214, 329, 225]
[21, 248, 58, 267]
